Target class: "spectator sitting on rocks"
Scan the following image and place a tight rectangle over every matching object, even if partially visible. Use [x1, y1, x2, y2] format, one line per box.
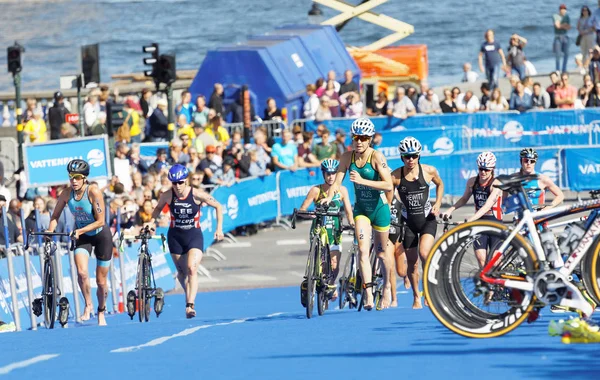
[554, 72, 577, 109]
[509, 82, 533, 112]
[417, 89, 441, 114]
[457, 91, 480, 113]
[388, 87, 416, 119]
[271, 129, 298, 172]
[440, 88, 458, 113]
[587, 82, 600, 107]
[532, 82, 551, 109]
[479, 82, 491, 111]
[487, 88, 510, 111]
[462, 62, 478, 83]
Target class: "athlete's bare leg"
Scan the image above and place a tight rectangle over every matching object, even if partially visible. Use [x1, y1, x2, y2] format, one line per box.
[374, 230, 393, 309]
[96, 265, 109, 326]
[404, 247, 421, 308]
[394, 242, 411, 289]
[355, 218, 374, 309]
[170, 253, 186, 290]
[330, 249, 341, 300]
[185, 249, 202, 318]
[387, 241, 398, 307]
[419, 234, 436, 307]
[74, 251, 93, 321]
[474, 249, 486, 268]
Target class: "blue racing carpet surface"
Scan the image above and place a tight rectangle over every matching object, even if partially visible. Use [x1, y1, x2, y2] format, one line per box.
[1, 287, 599, 379]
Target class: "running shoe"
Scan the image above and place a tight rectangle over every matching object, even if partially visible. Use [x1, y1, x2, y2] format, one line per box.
[0, 321, 16, 333]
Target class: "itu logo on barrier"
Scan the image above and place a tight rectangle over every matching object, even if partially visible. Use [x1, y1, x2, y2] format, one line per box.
[227, 194, 239, 220]
[87, 149, 105, 167]
[503, 121, 524, 142]
[432, 137, 454, 154]
[541, 159, 559, 183]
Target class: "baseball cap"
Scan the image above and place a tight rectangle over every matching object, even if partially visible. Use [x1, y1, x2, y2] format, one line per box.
[559, 4, 567, 10]
[205, 145, 216, 153]
[335, 128, 347, 136]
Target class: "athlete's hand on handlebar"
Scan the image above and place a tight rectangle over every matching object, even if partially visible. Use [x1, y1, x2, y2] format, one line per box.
[214, 228, 224, 241]
[431, 201, 442, 216]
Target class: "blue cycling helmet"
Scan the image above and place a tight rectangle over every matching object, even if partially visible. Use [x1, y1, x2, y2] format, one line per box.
[321, 159, 339, 173]
[168, 164, 189, 182]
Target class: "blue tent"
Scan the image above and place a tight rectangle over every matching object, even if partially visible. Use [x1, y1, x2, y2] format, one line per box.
[188, 24, 360, 123]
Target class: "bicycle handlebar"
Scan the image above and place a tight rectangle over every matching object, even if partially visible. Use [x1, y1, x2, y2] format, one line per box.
[119, 225, 166, 253]
[25, 230, 76, 251]
[291, 206, 342, 229]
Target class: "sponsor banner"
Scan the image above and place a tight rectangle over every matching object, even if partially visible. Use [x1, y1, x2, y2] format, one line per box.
[563, 147, 600, 191]
[139, 142, 169, 168]
[375, 127, 463, 159]
[278, 169, 322, 213]
[0, 254, 42, 327]
[24, 135, 111, 187]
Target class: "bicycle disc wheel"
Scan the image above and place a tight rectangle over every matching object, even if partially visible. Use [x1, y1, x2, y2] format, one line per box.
[44, 258, 57, 329]
[582, 237, 600, 306]
[137, 255, 145, 323]
[424, 220, 539, 338]
[306, 237, 318, 319]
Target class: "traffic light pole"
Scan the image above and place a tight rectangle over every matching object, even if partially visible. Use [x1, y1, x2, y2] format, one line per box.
[77, 75, 84, 137]
[13, 72, 23, 168]
[167, 84, 174, 141]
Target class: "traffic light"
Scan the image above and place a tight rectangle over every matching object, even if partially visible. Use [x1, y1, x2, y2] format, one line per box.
[157, 54, 176, 85]
[7, 43, 24, 74]
[142, 43, 159, 79]
[106, 102, 125, 137]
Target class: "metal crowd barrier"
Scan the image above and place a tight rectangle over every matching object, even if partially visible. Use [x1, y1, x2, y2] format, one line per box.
[223, 119, 287, 139]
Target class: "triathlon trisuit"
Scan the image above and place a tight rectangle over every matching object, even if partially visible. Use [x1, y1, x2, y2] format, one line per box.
[471, 176, 502, 251]
[472, 176, 503, 220]
[521, 171, 545, 207]
[67, 185, 113, 264]
[312, 185, 342, 251]
[388, 196, 403, 244]
[397, 164, 437, 248]
[167, 187, 204, 254]
[349, 151, 390, 232]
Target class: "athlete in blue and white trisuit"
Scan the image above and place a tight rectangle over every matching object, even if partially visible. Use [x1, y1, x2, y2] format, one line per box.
[48, 159, 112, 326]
[517, 148, 564, 209]
[152, 164, 224, 318]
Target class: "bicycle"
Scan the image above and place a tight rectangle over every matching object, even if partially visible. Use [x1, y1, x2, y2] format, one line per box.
[119, 225, 166, 322]
[339, 228, 360, 310]
[292, 204, 342, 319]
[424, 172, 600, 338]
[24, 231, 74, 329]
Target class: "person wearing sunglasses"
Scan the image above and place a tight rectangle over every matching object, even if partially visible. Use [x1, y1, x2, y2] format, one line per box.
[442, 152, 503, 267]
[299, 159, 354, 304]
[47, 159, 112, 325]
[391, 137, 444, 309]
[517, 148, 564, 209]
[151, 164, 224, 318]
[321, 117, 394, 310]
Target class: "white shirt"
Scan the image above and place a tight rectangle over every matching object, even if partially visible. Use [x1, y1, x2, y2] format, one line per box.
[303, 94, 320, 120]
[462, 70, 479, 83]
[524, 60, 537, 76]
[457, 95, 480, 112]
[83, 102, 100, 128]
[417, 96, 441, 113]
[391, 97, 416, 118]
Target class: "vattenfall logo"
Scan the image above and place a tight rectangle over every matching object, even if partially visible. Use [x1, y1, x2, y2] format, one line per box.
[29, 148, 105, 169]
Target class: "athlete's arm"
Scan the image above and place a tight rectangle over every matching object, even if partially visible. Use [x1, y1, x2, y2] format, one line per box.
[74, 185, 106, 238]
[323, 151, 350, 204]
[47, 188, 70, 233]
[151, 189, 171, 221]
[427, 165, 444, 216]
[540, 174, 565, 209]
[444, 177, 475, 217]
[351, 151, 393, 192]
[340, 185, 354, 227]
[193, 189, 224, 241]
[299, 186, 320, 211]
[467, 180, 502, 222]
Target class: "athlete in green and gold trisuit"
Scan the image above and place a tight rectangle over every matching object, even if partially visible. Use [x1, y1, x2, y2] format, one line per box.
[299, 159, 354, 301]
[321, 117, 394, 310]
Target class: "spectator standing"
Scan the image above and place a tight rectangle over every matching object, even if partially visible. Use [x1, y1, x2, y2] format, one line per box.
[462, 62, 479, 83]
[339, 69, 358, 96]
[205, 115, 231, 147]
[169, 139, 190, 165]
[584, 45, 600, 83]
[487, 88, 510, 111]
[531, 83, 551, 109]
[323, 80, 341, 117]
[192, 95, 210, 128]
[578, 6, 596, 64]
[387, 87, 416, 119]
[303, 84, 320, 120]
[554, 72, 577, 109]
[334, 129, 346, 159]
[0, 196, 21, 248]
[83, 90, 100, 130]
[148, 99, 169, 142]
[208, 83, 224, 116]
[313, 129, 337, 161]
[315, 96, 333, 122]
[506, 34, 528, 80]
[176, 114, 195, 141]
[48, 91, 69, 140]
[367, 91, 388, 116]
[323, 70, 341, 93]
[150, 148, 169, 173]
[440, 89, 458, 113]
[271, 129, 299, 171]
[315, 78, 326, 97]
[24, 109, 48, 143]
[343, 92, 364, 118]
[509, 82, 533, 112]
[197, 145, 221, 186]
[417, 90, 442, 114]
[553, 4, 571, 73]
[263, 97, 283, 121]
[140, 88, 153, 119]
[478, 29, 507, 90]
[457, 91, 480, 113]
[25, 196, 51, 232]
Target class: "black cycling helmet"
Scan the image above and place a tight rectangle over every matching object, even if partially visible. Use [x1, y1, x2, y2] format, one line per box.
[519, 148, 538, 160]
[67, 159, 90, 177]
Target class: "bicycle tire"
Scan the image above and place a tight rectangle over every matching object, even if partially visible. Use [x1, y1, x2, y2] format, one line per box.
[424, 220, 539, 338]
[137, 255, 145, 323]
[582, 237, 600, 306]
[306, 236, 318, 319]
[317, 244, 330, 316]
[143, 257, 151, 322]
[44, 257, 57, 329]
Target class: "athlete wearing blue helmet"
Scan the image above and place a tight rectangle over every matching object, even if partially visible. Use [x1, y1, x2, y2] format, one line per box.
[299, 158, 353, 306]
[152, 163, 224, 318]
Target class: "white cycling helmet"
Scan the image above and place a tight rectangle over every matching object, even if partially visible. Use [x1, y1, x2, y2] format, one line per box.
[350, 117, 375, 137]
[398, 136, 422, 155]
[477, 151, 497, 169]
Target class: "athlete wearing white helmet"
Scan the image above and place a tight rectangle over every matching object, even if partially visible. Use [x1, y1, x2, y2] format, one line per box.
[390, 136, 444, 309]
[443, 151, 503, 267]
[321, 117, 395, 310]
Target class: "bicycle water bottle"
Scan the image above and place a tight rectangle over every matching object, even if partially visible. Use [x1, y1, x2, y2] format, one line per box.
[540, 228, 563, 268]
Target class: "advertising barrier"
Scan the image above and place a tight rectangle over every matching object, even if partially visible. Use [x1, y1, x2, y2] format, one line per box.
[139, 142, 169, 168]
[563, 147, 600, 192]
[23, 135, 111, 187]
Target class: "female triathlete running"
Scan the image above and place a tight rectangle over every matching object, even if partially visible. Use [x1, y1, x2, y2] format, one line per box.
[321, 117, 394, 310]
[47, 159, 112, 326]
[299, 159, 354, 302]
[152, 164, 224, 318]
[391, 137, 444, 309]
[517, 148, 564, 209]
[387, 189, 409, 308]
[443, 152, 503, 267]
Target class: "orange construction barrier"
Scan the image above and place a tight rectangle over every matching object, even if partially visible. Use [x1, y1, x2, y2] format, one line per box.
[349, 44, 428, 81]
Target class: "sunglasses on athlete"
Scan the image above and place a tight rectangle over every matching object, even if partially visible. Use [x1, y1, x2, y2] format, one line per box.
[352, 135, 370, 142]
[478, 167, 493, 172]
[172, 181, 185, 185]
[522, 158, 537, 164]
[402, 154, 419, 160]
[68, 174, 85, 180]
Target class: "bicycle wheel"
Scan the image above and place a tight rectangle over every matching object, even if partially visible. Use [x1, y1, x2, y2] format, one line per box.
[373, 257, 384, 311]
[136, 255, 145, 323]
[424, 220, 539, 338]
[143, 257, 151, 322]
[317, 244, 330, 316]
[582, 237, 600, 306]
[305, 236, 318, 319]
[339, 251, 352, 310]
[44, 257, 57, 329]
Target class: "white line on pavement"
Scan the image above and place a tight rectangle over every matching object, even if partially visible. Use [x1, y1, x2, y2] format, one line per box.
[111, 312, 285, 353]
[230, 274, 277, 282]
[0, 354, 60, 375]
[219, 242, 252, 248]
[276, 239, 307, 246]
[288, 271, 305, 278]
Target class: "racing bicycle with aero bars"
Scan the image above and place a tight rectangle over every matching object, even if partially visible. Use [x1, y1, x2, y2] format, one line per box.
[424, 173, 600, 338]
[25, 231, 75, 329]
[119, 225, 166, 322]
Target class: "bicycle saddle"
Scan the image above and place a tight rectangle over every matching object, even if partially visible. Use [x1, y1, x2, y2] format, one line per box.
[494, 173, 539, 191]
